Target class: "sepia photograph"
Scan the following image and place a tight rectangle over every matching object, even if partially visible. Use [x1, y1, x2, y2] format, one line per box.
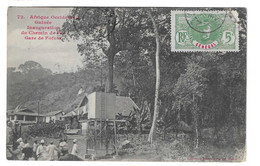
[6, 7, 246, 162]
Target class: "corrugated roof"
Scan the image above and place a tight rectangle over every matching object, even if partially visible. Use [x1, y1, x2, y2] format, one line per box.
[7, 110, 14, 114]
[15, 107, 35, 113]
[61, 95, 138, 118]
[8, 112, 45, 116]
[7, 106, 45, 116]
[115, 96, 139, 116]
[62, 110, 77, 118]
[45, 110, 63, 116]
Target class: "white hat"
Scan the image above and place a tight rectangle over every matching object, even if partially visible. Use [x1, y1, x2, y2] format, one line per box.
[16, 138, 23, 142]
[73, 139, 77, 143]
[60, 142, 66, 147]
[40, 139, 44, 143]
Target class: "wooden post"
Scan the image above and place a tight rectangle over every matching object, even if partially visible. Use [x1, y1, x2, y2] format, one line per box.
[126, 124, 129, 140]
[86, 121, 89, 154]
[113, 120, 118, 156]
[105, 120, 108, 154]
[19, 124, 22, 138]
[100, 119, 102, 148]
[37, 100, 40, 123]
[94, 120, 97, 155]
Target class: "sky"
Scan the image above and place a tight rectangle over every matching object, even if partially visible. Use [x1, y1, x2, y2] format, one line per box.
[7, 7, 84, 73]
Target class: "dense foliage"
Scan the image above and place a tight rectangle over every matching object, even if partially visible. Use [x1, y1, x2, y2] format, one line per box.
[28, 121, 66, 138]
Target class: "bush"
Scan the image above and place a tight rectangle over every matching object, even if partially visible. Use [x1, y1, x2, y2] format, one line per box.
[28, 121, 66, 138]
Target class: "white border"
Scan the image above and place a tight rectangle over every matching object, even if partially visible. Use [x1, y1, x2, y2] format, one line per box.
[2, 1, 260, 166]
[171, 10, 240, 52]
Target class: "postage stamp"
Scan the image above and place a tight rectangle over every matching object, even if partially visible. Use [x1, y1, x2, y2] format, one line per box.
[171, 10, 239, 52]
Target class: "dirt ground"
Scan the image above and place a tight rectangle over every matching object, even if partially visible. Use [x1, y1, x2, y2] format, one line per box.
[9, 133, 245, 162]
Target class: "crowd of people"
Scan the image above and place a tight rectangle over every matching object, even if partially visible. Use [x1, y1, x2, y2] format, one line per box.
[7, 137, 79, 160]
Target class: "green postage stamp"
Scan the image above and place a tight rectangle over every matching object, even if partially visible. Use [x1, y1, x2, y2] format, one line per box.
[171, 10, 239, 52]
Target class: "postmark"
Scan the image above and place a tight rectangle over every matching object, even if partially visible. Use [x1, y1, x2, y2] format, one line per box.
[171, 10, 239, 52]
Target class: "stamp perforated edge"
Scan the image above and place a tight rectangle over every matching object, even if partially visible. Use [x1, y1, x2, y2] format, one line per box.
[171, 10, 239, 52]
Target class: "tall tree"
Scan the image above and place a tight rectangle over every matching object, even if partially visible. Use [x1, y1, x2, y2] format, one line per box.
[61, 8, 147, 92]
[147, 10, 160, 144]
[146, 8, 170, 144]
[61, 8, 117, 92]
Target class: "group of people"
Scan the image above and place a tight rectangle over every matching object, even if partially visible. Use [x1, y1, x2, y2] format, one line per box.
[7, 137, 32, 160]
[9, 137, 78, 160]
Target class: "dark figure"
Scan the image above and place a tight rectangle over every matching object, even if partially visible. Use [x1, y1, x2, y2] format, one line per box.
[6, 142, 20, 160]
[22, 147, 33, 160]
[57, 139, 63, 159]
[59, 139, 68, 156]
[33, 140, 38, 160]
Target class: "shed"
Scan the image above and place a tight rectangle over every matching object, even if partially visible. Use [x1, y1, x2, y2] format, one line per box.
[88, 92, 116, 119]
[86, 92, 139, 119]
[7, 106, 45, 124]
[80, 93, 139, 135]
[45, 110, 64, 123]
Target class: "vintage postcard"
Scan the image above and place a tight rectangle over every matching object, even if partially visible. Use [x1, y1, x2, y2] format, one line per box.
[6, 7, 246, 162]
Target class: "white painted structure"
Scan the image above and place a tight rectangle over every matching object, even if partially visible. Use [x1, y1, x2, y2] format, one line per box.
[88, 92, 116, 119]
[80, 92, 139, 135]
[45, 111, 63, 123]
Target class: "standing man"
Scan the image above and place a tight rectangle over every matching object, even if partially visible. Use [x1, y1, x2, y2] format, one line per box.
[60, 139, 69, 156]
[36, 139, 46, 160]
[47, 141, 59, 161]
[57, 139, 63, 159]
[23, 139, 30, 148]
[22, 140, 32, 160]
[32, 140, 38, 160]
[16, 137, 24, 159]
[16, 138, 25, 150]
[71, 139, 78, 155]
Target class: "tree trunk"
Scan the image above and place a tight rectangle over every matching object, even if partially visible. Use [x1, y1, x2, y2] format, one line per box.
[163, 126, 166, 140]
[148, 10, 161, 144]
[106, 54, 114, 93]
[195, 125, 199, 149]
[138, 122, 142, 136]
[106, 9, 116, 93]
[193, 94, 199, 149]
[100, 65, 103, 87]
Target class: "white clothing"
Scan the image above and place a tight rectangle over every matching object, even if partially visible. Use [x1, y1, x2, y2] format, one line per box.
[47, 144, 58, 160]
[71, 144, 78, 155]
[23, 143, 30, 148]
[33, 143, 38, 152]
[36, 144, 46, 159]
[18, 142, 25, 151]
